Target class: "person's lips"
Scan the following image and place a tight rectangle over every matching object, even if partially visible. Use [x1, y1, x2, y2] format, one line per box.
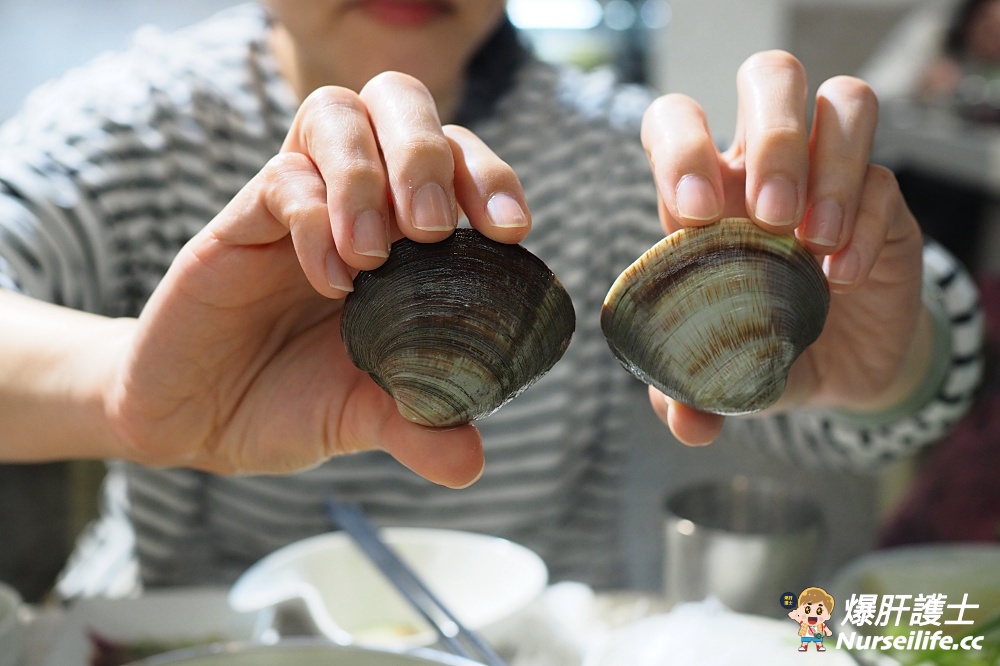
[353, 0, 453, 27]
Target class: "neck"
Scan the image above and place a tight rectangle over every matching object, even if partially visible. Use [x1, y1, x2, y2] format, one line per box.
[267, 26, 463, 123]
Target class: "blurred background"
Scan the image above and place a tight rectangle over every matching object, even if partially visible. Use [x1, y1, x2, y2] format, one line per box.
[0, 0, 919, 128]
[2, 0, 997, 603]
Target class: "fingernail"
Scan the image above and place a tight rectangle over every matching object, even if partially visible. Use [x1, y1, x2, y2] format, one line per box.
[486, 193, 529, 228]
[804, 199, 843, 247]
[411, 182, 455, 231]
[352, 209, 390, 257]
[325, 251, 354, 292]
[755, 176, 799, 226]
[675, 174, 720, 220]
[827, 247, 860, 286]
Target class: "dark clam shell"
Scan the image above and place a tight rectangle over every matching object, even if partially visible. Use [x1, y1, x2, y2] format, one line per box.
[601, 218, 829, 415]
[341, 229, 576, 427]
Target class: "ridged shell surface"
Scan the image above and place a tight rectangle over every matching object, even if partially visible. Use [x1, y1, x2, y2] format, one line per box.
[341, 229, 576, 427]
[601, 218, 829, 415]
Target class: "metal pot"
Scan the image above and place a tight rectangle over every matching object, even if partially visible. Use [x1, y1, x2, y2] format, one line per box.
[126, 641, 487, 666]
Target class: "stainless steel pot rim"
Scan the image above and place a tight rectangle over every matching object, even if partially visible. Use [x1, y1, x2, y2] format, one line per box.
[663, 475, 824, 535]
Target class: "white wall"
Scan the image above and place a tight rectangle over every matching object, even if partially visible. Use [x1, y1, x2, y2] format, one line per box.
[651, 0, 788, 143]
[0, 0, 243, 120]
[649, 0, 925, 143]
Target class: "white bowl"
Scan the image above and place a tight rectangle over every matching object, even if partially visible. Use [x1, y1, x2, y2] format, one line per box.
[228, 528, 548, 650]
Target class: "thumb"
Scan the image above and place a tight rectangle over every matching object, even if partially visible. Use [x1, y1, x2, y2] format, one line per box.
[340, 380, 485, 488]
[648, 386, 725, 446]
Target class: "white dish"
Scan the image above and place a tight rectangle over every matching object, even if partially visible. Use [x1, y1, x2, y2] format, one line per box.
[42, 587, 260, 666]
[228, 527, 548, 650]
[584, 599, 857, 666]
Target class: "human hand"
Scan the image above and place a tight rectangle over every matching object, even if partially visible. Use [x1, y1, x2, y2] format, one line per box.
[103, 72, 530, 484]
[640, 50, 926, 445]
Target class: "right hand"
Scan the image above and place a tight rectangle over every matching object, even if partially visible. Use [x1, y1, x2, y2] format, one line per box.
[103, 72, 530, 485]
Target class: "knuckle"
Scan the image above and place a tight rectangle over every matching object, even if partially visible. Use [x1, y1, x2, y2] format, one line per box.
[647, 92, 702, 117]
[394, 130, 453, 167]
[338, 157, 386, 186]
[259, 155, 326, 223]
[642, 94, 710, 147]
[861, 164, 902, 219]
[262, 151, 313, 176]
[754, 124, 804, 146]
[282, 196, 327, 230]
[362, 70, 432, 100]
[264, 146, 384, 194]
[818, 76, 879, 114]
[300, 85, 365, 116]
[664, 131, 716, 165]
[442, 123, 475, 141]
[740, 50, 805, 80]
[442, 125, 512, 174]
[405, 129, 452, 153]
[473, 159, 519, 186]
[867, 163, 898, 192]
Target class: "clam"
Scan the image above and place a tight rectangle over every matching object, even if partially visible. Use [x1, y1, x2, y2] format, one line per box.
[600, 218, 829, 415]
[341, 228, 576, 427]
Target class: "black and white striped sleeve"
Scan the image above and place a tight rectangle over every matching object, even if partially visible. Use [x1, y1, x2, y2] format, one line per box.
[743, 239, 984, 470]
[0, 146, 110, 311]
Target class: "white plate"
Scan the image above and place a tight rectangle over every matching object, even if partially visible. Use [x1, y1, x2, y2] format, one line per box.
[42, 587, 260, 666]
[584, 599, 857, 666]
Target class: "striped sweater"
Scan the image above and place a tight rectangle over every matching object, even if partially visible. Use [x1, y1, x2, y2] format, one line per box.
[0, 5, 982, 592]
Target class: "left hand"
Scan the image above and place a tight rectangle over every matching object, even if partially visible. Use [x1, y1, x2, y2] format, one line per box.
[640, 50, 927, 445]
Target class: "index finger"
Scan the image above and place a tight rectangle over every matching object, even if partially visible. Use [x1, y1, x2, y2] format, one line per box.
[340, 378, 486, 489]
[641, 93, 725, 233]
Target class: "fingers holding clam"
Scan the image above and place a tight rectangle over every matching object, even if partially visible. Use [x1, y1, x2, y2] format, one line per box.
[341, 229, 575, 428]
[602, 218, 829, 415]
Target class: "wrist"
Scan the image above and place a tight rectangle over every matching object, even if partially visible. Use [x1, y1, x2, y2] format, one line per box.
[831, 304, 942, 426]
[0, 290, 137, 462]
[82, 316, 140, 461]
[828, 245, 983, 428]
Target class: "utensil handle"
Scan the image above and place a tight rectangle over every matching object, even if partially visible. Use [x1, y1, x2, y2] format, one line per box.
[325, 499, 506, 666]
